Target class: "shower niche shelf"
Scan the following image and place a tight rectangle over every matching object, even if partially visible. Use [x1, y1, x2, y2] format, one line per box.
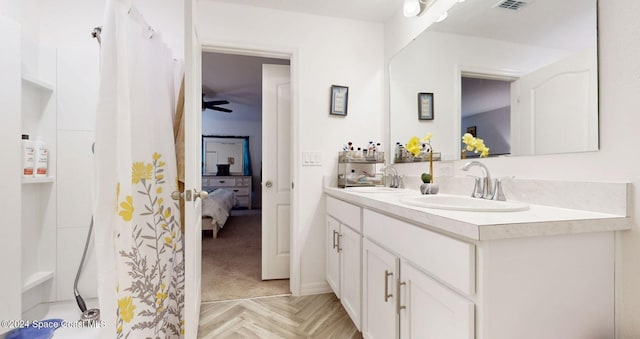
[19, 42, 58, 320]
[22, 73, 55, 92]
[22, 177, 55, 184]
[22, 271, 55, 293]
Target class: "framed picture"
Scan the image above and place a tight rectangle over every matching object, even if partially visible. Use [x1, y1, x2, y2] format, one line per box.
[466, 126, 477, 137]
[330, 85, 349, 116]
[418, 92, 434, 120]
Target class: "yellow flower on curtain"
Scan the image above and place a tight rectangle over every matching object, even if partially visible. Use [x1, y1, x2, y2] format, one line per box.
[118, 196, 134, 221]
[152, 152, 161, 161]
[118, 296, 136, 323]
[132, 162, 153, 184]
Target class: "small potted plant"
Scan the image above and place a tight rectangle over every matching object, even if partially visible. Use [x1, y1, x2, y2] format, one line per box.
[406, 134, 439, 194]
[420, 172, 439, 194]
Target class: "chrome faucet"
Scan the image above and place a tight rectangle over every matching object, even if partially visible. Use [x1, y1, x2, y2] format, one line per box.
[462, 161, 495, 200]
[382, 166, 400, 188]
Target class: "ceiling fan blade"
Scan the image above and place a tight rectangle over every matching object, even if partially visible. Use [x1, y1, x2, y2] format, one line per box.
[209, 106, 233, 113]
[205, 100, 230, 105]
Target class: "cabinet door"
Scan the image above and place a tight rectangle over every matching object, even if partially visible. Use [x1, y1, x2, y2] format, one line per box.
[400, 262, 474, 339]
[340, 225, 362, 330]
[326, 215, 341, 296]
[363, 239, 398, 339]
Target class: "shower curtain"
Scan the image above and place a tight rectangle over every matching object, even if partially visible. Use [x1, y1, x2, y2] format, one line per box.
[93, 1, 184, 338]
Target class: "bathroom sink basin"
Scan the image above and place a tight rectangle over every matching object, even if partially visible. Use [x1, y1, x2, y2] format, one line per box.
[346, 187, 410, 193]
[400, 194, 529, 212]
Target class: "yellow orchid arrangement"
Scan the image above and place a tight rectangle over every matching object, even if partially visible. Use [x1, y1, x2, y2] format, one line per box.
[406, 133, 433, 157]
[462, 133, 490, 158]
[406, 133, 434, 184]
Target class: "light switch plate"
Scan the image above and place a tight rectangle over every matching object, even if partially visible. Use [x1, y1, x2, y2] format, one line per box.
[302, 151, 322, 166]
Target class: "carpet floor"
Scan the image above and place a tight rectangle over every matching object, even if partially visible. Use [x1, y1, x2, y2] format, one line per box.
[201, 210, 290, 302]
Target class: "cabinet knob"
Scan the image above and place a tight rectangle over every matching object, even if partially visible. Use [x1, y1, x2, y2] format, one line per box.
[265, 180, 273, 188]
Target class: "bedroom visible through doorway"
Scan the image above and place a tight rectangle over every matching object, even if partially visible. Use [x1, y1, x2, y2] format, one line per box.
[200, 51, 290, 302]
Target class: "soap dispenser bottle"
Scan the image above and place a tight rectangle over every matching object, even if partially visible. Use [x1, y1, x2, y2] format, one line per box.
[33, 136, 49, 177]
[21, 134, 35, 177]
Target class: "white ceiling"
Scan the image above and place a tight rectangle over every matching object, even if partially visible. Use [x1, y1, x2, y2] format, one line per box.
[199, 0, 403, 23]
[430, 0, 596, 52]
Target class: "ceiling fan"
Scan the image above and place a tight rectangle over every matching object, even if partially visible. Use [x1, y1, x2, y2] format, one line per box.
[202, 94, 232, 113]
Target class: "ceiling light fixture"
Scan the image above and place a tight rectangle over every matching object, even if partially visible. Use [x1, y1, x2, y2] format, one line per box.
[403, 0, 422, 17]
[435, 11, 448, 22]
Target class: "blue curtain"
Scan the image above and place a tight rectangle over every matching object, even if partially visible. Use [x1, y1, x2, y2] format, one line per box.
[243, 137, 252, 176]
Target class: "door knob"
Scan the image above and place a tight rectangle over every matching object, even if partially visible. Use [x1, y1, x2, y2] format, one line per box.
[265, 180, 273, 188]
[171, 191, 183, 201]
[193, 189, 208, 200]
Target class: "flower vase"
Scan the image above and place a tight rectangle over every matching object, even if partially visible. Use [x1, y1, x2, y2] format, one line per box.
[420, 150, 439, 194]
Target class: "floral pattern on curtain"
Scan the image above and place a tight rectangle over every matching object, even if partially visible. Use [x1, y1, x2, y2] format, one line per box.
[115, 152, 184, 337]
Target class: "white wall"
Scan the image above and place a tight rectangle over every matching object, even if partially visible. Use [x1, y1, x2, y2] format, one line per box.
[196, 2, 385, 294]
[386, 1, 640, 337]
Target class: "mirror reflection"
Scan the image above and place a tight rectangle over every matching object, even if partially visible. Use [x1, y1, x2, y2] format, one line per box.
[390, 0, 598, 161]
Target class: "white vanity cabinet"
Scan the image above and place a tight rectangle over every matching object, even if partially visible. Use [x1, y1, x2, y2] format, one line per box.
[326, 183, 627, 339]
[326, 196, 363, 330]
[362, 209, 475, 339]
[399, 261, 474, 339]
[362, 239, 398, 339]
[326, 197, 362, 330]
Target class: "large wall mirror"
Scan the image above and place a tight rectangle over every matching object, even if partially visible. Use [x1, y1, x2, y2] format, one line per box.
[390, 0, 598, 161]
[202, 136, 250, 175]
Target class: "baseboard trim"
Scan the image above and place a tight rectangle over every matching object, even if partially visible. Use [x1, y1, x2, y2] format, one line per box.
[299, 281, 332, 296]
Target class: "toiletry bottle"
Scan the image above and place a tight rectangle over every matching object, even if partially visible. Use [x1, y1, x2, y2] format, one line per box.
[347, 169, 357, 184]
[22, 134, 35, 177]
[33, 136, 48, 177]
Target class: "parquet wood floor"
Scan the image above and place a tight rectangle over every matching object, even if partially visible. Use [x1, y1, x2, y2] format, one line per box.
[198, 293, 363, 338]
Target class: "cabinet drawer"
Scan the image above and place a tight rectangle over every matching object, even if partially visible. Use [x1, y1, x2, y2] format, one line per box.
[327, 197, 362, 233]
[363, 209, 475, 295]
[229, 187, 250, 195]
[236, 177, 251, 186]
[209, 178, 236, 187]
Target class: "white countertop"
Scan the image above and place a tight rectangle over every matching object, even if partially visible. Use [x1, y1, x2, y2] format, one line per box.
[324, 186, 632, 241]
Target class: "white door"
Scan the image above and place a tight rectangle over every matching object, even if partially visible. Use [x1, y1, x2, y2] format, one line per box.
[0, 15, 22, 333]
[261, 64, 291, 280]
[362, 239, 398, 339]
[183, 0, 203, 337]
[399, 262, 474, 339]
[511, 49, 597, 155]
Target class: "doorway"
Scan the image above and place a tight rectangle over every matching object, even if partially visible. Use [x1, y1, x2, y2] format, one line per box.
[200, 51, 291, 302]
[460, 74, 514, 157]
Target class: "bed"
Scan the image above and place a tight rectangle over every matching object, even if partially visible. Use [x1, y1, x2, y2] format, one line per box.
[201, 188, 237, 238]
